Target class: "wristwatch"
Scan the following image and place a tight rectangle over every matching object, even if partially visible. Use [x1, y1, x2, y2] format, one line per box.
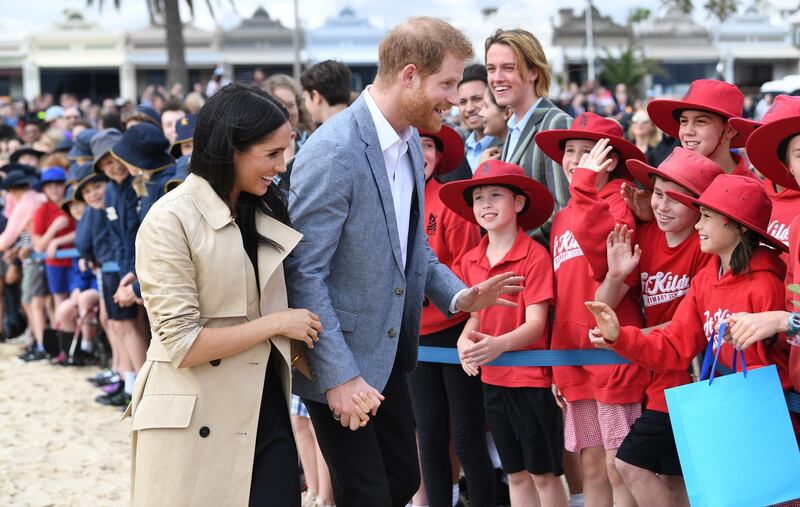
[787, 313, 800, 336]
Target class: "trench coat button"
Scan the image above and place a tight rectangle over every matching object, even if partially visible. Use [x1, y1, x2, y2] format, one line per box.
[210, 359, 221, 366]
[199, 426, 210, 438]
[387, 328, 396, 338]
[395, 287, 404, 296]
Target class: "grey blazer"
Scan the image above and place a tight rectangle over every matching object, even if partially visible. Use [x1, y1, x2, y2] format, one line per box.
[502, 98, 573, 244]
[285, 94, 466, 403]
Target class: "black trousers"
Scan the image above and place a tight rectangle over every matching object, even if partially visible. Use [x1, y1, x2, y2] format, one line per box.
[408, 324, 495, 507]
[304, 360, 419, 507]
[249, 353, 301, 507]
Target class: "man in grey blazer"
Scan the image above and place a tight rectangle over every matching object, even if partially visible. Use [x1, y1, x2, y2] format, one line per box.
[485, 28, 573, 246]
[285, 17, 522, 507]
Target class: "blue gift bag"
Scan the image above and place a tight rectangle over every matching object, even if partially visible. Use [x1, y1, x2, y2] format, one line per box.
[665, 324, 800, 507]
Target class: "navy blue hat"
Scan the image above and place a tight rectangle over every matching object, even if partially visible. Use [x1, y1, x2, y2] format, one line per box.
[133, 105, 161, 127]
[170, 114, 197, 159]
[111, 123, 174, 172]
[61, 184, 77, 214]
[73, 161, 108, 202]
[68, 128, 97, 161]
[165, 154, 190, 192]
[9, 145, 45, 164]
[1, 162, 38, 177]
[90, 128, 123, 173]
[0, 165, 39, 190]
[55, 137, 74, 153]
[34, 167, 67, 191]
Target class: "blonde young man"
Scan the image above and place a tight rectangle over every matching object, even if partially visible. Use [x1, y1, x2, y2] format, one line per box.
[485, 28, 573, 244]
[286, 17, 523, 507]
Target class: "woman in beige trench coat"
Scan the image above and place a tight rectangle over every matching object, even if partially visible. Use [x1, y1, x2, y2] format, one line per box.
[126, 84, 325, 506]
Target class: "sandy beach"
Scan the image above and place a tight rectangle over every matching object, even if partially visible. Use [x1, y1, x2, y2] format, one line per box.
[0, 341, 129, 506]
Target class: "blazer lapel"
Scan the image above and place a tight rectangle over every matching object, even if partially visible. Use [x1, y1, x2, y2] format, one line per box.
[507, 98, 555, 166]
[353, 95, 406, 277]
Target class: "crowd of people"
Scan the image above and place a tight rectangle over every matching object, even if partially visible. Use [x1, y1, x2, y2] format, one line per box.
[0, 15, 798, 507]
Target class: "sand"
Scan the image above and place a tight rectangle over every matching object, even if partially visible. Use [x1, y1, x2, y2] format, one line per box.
[0, 341, 129, 506]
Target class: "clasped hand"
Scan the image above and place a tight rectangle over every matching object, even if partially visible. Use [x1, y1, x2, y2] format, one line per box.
[326, 376, 385, 431]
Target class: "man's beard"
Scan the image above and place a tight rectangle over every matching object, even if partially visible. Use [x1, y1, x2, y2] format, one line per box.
[402, 87, 449, 132]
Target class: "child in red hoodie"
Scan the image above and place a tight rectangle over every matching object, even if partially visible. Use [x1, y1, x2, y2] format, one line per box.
[440, 160, 565, 507]
[723, 98, 800, 440]
[594, 148, 722, 507]
[586, 175, 792, 437]
[534, 112, 648, 507]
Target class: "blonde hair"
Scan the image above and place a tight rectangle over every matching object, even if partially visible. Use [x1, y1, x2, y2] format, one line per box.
[375, 17, 474, 85]
[628, 109, 662, 149]
[485, 29, 551, 98]
[263, 74, 315, 134]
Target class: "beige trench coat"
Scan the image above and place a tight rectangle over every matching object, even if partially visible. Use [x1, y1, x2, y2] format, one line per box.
[125, 173, 302, 506]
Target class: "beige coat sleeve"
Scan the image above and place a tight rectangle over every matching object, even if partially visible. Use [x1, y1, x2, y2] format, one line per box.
[135, 202, 202, 368]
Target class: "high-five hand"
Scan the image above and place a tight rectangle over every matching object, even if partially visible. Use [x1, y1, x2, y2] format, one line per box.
[456, 271, 524, 313]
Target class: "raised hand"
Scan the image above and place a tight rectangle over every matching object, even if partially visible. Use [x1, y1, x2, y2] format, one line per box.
[577, 138, 615, 174]
[607, 224, 640, 281]
[584, 301, 621, 343]
[620, 182, 655, 222]
[455, 271, 524, 313]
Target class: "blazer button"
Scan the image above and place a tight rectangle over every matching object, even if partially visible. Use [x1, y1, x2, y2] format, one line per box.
[210, 359, 221, 367]
[199, 426, 210, 438]
[387, 328, 396, 338]
[395, 287, 404, 296]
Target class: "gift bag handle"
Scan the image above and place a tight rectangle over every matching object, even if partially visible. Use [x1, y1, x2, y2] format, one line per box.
[706, 323, 747, 385]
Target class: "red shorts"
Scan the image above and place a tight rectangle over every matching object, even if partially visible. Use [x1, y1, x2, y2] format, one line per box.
[564, 399, 641, 452]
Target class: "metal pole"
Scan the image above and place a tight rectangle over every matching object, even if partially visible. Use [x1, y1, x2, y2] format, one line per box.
[586, 0, 595, 83]
[292, 0, 301, 79]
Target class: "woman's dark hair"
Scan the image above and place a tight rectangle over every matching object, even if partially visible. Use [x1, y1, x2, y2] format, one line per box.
[190, 82, 291, 265]
[728, 223, 760, 276]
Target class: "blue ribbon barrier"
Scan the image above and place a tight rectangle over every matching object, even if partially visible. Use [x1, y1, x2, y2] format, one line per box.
[28, 248, 80, 261]
[418, 345, 629, 366]
[419, 345, 800, 413]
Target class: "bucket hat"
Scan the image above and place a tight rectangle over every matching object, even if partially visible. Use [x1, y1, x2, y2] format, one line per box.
[9, 145, 46, 164]
[0, 165, 39, 190]
[61, 184, 77, 214]
[111, 123, 174, 172]
[666, 174, 787, 252]
[170, 114, 197, 159]
[73, 161, 108, 202]
[90, 129, 123, 173]
[34, 167, 67, 191]
[733, 95, 800, 190]
[68, 128, 97, 161]
[439, 159, 554, 230]
[418, 124, 465, 175]
[647, 79, 746, 148]
[165, 155, 190, 193]
[534, 112, 646, 180]
[626, 147, 724, 196]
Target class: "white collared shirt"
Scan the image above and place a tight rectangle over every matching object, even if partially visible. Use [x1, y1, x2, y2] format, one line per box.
[363, 87, 415, 267]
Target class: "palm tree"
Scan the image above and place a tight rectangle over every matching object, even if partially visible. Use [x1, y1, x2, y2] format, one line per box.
[87, 0, 234, 92]
[600, 44, 665, 98]
[661, 0, 740, 22]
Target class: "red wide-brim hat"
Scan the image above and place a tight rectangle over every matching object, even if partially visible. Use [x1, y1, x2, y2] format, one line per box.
[626, 147, 724, 196]
[665, 174, 788, 253]
[419, 124, 464, 175]
[439, 159, 554, 231]
[534, 112, 646, 181]
[735, 95, 800, 191]
[647, 79, 747, 148]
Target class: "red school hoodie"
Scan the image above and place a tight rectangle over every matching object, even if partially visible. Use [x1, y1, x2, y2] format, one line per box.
[613, 247, 792, 412]
[420, 178, 481, 336]
[788, 214, 800, 392]
[635, 221, 713, 412]
[764, 178, 800, 267]
[550, 168, 648, 404]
